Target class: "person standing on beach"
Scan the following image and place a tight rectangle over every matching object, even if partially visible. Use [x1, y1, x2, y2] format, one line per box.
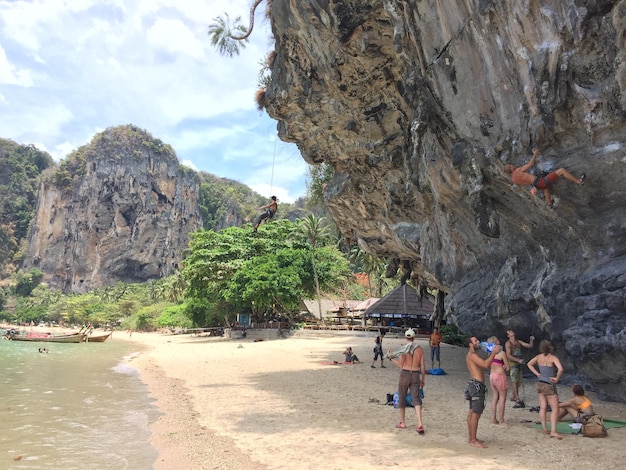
[465, 336, 502, 448]
[527, 339, 564, 439]
[487, 336, 509, 425]
[505, 329, 534, 406]
[429, 327, 442, 370]
[387, 329, 426, 434]
[371, 332, 386, 368]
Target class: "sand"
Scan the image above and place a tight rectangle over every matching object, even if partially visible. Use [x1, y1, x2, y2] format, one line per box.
[116, 330, 626, 470]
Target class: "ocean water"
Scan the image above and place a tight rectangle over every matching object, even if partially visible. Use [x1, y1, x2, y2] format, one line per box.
[0, 334, 159, 469]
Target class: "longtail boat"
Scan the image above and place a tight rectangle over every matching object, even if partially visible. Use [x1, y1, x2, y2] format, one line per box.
[4, 332, 85, 343]
[84, 332, 113, 342]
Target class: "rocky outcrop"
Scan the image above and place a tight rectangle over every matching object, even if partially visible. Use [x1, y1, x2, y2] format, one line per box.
[23, 126, 202, 292]
[265, 1, 626, 400]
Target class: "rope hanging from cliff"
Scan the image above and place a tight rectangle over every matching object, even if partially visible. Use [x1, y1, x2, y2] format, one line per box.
[269, 135, 277, 194]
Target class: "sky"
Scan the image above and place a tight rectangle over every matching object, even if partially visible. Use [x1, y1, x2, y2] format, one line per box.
[0, 0, 307, 202]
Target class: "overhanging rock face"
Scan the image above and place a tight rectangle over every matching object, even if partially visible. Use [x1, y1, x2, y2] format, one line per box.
[265, 0, 626, 400]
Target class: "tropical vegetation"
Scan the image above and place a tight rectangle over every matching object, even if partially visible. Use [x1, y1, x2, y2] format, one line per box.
[0, 139, 54, 277]
[0, 215, 391, 331]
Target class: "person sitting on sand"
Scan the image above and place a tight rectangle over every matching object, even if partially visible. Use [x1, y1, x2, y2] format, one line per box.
[504, 148, 586, 209]
[558, 384, 595, 422]
[343, 347, 359, 363]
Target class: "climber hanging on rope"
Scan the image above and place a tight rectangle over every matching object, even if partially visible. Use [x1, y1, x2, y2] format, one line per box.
[253, 196, 278, 232]
[504, 148, 586, 209]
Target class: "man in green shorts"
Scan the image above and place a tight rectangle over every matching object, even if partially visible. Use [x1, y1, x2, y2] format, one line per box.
[505, 329, 535, 407]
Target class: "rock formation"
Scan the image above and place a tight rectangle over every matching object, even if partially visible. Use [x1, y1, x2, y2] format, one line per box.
[23, 125, 202, 292]
[265, 1, 626, 400]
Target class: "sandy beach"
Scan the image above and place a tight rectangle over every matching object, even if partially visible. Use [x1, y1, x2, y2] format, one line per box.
[117, 330, 626, 470]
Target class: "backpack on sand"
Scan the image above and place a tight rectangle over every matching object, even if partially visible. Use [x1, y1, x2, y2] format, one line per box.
[581, 414, 607, 438]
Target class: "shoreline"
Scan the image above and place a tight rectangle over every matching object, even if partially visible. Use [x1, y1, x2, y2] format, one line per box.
[118, 331, 626, 469]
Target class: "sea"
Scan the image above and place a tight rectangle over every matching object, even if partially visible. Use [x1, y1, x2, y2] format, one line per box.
[0, 332, 159, 469]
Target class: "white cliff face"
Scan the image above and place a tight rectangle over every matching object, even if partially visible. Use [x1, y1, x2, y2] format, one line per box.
[23, 126, 202, 292]
[266, 0, 626, 400]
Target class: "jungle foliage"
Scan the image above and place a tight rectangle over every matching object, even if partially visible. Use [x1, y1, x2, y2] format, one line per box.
[181, 219, 352, 327]
[1, 217, 360, 331]
[0, 139, 54, 276]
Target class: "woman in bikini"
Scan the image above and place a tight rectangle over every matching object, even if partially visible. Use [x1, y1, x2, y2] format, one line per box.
[558, 384, 594, 422]
[487, 336, 510, 425]
[527, 339, 564, 439]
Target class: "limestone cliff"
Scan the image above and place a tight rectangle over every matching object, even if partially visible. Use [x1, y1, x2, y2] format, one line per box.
[265, 1, 626, 399]
[23, 125, 202, 292]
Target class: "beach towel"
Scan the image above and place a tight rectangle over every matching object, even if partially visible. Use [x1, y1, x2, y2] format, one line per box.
[532, 418, 626, 434]
[426, 368, 447, 375]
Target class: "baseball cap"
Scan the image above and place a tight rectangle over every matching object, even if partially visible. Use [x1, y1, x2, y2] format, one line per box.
[405, 329, 415, 338]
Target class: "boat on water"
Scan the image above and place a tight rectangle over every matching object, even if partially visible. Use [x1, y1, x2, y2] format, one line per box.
[84, 332, 113, 342]
[3, 331, 85, 343]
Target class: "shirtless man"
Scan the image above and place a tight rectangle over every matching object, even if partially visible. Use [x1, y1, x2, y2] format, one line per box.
[253, 196, 278, 232]
[387, 329, 426, 434]
[504, 148, 585, 208]
[505, 329, 534, 405]
[465, 336, 502, 448]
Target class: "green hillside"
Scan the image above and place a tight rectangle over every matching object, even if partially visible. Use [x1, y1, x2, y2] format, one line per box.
[0, 139, 54, 277]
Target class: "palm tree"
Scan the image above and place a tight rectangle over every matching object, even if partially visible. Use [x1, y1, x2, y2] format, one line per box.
[208, 0, 265, 56]
[348, 246, 387, 297]
[300, 214, 329, 320]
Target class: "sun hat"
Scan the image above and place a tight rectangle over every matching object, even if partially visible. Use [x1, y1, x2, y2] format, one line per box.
[405, 329, 415, 338]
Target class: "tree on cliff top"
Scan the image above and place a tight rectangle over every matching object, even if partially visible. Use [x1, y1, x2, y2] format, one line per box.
[208, 1, 267, 56]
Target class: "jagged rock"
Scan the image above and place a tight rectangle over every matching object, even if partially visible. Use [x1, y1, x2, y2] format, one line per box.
[265, 1, 626, 400]
[22, 125, 202, 292]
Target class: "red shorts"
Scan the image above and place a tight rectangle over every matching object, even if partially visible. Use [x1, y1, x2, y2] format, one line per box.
[533, 172, 559, 189]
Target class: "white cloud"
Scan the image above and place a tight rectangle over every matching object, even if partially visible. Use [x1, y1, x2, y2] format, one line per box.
[181, 159, 198, 171]
[249, 183, 295, 204]
[0, 44, 34, 86]
[145, 17, 206, 59]
[0, 1, 307, 198]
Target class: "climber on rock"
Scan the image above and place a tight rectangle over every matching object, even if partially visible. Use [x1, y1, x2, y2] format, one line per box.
[253, 196, 278, 232]
[504, 148, 585, 209]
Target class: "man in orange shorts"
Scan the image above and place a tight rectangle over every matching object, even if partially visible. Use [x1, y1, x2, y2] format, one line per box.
[505, 148, 586, 209]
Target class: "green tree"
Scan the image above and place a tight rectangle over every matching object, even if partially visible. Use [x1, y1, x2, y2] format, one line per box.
[300, 215, 330, 320]
[208, 1, 265, 56]
[181, 219, 350, 326]
[348, 246, 388, 297]
[14, 268, 44, 297]
[208, 13, 249, 57]
[157, 304, 193, 329]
